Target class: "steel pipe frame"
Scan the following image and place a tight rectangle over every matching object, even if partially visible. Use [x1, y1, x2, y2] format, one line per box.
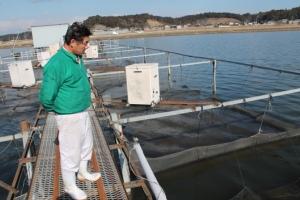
[6, 106, 43, 200]
[91, 61, 210, 77]
[98, 49, 142, 55]
[118, 88, 300, 124]
[84, 53, 165, 64]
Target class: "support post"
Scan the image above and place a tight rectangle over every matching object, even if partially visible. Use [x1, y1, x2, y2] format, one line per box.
[166, 52, 171, 88]
[143, 48, 147, 63]
[19, 120, 33, 185]
[212, 59, 217, 98]
[127, 46, 130, 62]
[88, 69, 97, 109]
[134, 140, 167, 200]
[110, 113, 131, 195]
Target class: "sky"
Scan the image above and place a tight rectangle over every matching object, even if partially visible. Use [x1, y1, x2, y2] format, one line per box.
[0, 0, 299, 35]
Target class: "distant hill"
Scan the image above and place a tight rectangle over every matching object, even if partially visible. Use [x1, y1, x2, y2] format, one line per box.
[0, 32, 32, 42]
[83, 6, 300, 30]
[1, 6, 299, 39]
[147, 19, 165, 28]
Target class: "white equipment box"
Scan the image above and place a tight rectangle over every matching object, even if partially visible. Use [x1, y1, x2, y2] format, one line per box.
[49, 42, 60, 56]
[37, 51, 51, 67]
[8, 60, 36, 87]
[85, 45, 98, 58]
[125, 63, 160, 105]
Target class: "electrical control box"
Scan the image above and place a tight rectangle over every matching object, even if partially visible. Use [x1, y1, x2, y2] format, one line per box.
[85, 45, 98, 58]
[8, 60, 36, 87]
[49, 42, 60, 56]
[125, 63, 160, 105]
[37, 51, 51, 67]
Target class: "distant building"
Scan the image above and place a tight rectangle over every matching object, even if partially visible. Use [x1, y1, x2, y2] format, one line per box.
[288, 19, 300, 24]
[266, 21, 276, 25]
[279, 19, 288, 24]
[31, 23, 68, 48]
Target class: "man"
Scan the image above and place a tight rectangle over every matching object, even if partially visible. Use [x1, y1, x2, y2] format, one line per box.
[39, 22, 101, 199]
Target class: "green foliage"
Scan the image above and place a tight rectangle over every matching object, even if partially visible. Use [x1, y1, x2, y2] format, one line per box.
[83, 6, 300, 29]
[0, 32, 32, 41]
[1, 6, 299, 39]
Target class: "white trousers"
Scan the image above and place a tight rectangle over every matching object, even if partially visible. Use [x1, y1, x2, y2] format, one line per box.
[55, 110, 93, 172]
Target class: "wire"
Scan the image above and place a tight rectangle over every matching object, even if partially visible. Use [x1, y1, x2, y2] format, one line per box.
[128, 144, 167, 199]
[0, 139, 13, 155]
[237, 66, 253, 96]
[120, 44, 300, 76]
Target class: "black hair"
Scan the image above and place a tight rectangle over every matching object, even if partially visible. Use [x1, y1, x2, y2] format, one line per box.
[64, 22, 92, 45]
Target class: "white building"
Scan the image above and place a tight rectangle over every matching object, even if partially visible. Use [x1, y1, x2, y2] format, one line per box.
[31, 23, 69, 48]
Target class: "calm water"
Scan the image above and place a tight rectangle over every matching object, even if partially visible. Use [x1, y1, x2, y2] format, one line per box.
[1, 31, 300, 199]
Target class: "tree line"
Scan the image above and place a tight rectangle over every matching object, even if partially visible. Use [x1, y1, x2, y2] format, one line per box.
[83, 6, 300, 29]
[1, 6, 299, 40]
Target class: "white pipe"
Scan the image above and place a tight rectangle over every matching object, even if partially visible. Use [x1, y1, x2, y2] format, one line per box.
[134, 142, 167, 200]
[0, 133, 23, 142]
[119, 88, 300, 124]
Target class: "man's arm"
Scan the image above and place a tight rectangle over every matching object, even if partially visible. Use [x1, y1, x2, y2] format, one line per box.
[39, 64, 62, 112]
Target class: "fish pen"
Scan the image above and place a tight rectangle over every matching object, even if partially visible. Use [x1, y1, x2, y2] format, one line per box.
[0, 39, 300, 199]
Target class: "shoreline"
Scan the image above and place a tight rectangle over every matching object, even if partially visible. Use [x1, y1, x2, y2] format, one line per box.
[1, 24, 300, 49]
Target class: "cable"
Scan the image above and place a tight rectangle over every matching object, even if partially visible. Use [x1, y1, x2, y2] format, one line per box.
[128, 144, 167, 199]
[237, 66, 253, 96]
[120, 44, 300, 76]
[0, 139, 13, 155]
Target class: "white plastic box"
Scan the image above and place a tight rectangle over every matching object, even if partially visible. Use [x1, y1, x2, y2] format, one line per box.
[49, 42, 60, 56]
[8, 60, 36, 87]
[125, 63, 160, 105]
[37, 51, 51, 67]
[85, 45, 98, 58]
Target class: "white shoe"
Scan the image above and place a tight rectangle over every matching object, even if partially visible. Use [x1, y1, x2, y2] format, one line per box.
[77, 160, 101, 182]
[61, 169, 87, 199]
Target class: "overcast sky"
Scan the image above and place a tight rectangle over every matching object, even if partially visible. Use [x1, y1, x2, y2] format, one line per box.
[0, 0, 299, 35]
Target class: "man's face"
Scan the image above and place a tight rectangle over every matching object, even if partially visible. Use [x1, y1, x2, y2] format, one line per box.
[70, 36, 90, 56]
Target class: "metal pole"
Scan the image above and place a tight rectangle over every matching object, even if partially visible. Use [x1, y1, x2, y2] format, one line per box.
[212, 60, 217, 98]
[91, 61, 211, 77]
[118, 88, 300, 124]
[127, 46, 130, 63]
[110, 113, 131, 195]
[166, 52, 171, 88]
[143, 48, 147, 63]
[134, 141, 167, 200]
[84, 53, 165, 64]
[20, 121, 33, 185]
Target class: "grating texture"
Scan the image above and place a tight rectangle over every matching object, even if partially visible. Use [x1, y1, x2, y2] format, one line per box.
[26, 107, 128, 199]
[88, 107, 128, 200]
[27, 113, 57, 199]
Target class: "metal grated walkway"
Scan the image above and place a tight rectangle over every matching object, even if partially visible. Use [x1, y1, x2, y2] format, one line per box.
[27, 107, 128, 199]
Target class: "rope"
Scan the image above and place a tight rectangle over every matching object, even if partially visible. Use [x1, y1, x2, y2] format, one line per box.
[271, 71, 282, 93]
[0, 89, 7, 104]
[128, 144, 167, 199]
[237, 66, 253, 96]
[128, 122, 146, 129]
[186, 62, 194, 81]
[234, 145, 246, 188]
[0, 139, 13, 155]
[252, 72, 282, 131]
[257, 95, 273, 135]
[221, 117, 247, 189]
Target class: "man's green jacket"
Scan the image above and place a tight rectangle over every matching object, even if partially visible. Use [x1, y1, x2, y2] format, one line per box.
[39, 48, 91, 114]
